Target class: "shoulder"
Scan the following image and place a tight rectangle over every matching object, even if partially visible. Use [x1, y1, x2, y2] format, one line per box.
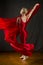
[17, 16, 21, 21]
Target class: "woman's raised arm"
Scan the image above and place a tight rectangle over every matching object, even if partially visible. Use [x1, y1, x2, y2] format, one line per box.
[27, 3, 40, 21]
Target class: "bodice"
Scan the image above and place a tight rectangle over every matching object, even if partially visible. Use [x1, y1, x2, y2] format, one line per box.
[18, 16, 29, 31]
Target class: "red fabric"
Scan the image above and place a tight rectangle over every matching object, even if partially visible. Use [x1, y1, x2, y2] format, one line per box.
[0, 4, 40, 56]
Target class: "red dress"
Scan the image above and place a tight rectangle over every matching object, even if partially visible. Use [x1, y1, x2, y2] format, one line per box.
[10, 4, 40, 56]
[0, 4, 40, 56]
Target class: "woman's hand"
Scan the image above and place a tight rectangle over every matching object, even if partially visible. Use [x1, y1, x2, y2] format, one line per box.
[35, 3, 40, 7]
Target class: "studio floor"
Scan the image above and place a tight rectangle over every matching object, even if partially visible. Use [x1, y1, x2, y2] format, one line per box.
[0, 52, 43, 65]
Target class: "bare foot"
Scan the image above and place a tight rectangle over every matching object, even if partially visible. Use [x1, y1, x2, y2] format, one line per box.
[20, 55, 25, 59]
[20, 55, 29, 60]
[22, 55, 29, 60]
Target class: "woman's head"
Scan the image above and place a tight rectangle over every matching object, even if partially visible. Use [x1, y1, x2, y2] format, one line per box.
[20, 8, 28, 15]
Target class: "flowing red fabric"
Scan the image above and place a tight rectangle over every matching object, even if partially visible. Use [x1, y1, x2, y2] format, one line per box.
[0, 4, 40, 56]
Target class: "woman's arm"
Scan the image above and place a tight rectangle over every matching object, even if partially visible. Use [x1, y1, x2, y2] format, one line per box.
[27, 3, 40, 21]
[16, 17, 21, 24]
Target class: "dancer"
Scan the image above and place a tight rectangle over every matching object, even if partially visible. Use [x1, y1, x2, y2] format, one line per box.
[9, 3, 40, 60]
[16, 3, 40, 60]
[0, 3, 40, 60]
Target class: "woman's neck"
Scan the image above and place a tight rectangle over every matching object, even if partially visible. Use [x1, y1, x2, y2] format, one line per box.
[22, 14, 26, 17]
[21, 14, 27, 23]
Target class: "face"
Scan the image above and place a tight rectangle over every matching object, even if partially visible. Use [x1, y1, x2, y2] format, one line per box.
[21, 12, 26, 16]
[20, 8, 28, 16]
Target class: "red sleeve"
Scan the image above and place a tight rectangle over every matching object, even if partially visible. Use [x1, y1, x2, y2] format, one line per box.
[26, 4, 40, 22]
[30, 4, 40, 18]
[31, 4, 41, 17]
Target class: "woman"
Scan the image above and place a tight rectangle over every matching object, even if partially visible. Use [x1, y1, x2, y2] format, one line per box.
[10, 3, 40, 60]
[0, 3, 40, 60]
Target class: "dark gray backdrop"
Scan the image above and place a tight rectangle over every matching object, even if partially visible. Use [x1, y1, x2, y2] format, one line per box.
[0, 0, 43, 52]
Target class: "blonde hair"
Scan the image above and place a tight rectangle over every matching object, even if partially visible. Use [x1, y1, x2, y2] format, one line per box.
[20, 8, 28, 15]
